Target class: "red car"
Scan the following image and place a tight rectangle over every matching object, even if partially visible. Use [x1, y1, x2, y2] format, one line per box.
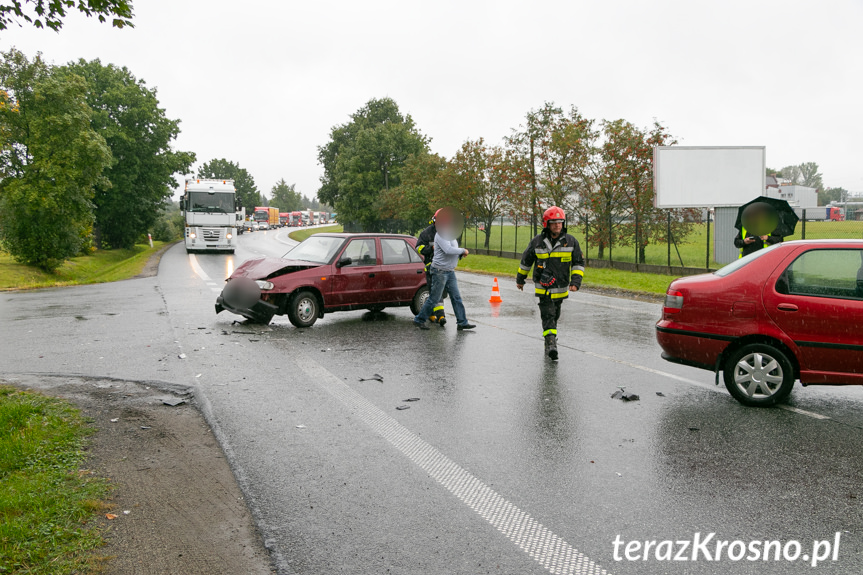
[656, 240, 863, 406]
[216, 233, 429, 327]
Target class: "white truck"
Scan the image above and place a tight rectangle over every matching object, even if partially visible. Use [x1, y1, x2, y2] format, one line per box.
[181, 178, 239, 253]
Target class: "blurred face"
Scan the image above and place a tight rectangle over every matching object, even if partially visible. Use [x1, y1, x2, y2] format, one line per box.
[549, 221, 563, 237]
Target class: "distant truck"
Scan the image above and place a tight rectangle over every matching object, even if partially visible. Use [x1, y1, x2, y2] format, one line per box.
[279, 212, 289, 227]
[289, 211, 302, 226]
[253, 206, 279, 229]
[794, 206, 845, 222]
[181, 178, 238, 253]
[301, 209, 312, 226]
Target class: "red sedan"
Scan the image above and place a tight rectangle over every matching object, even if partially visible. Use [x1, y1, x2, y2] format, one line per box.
[656, 240, 863, 406]
[216, 233, 429, 327]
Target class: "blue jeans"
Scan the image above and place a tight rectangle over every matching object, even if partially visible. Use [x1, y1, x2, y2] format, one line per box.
[415, 268, 468, 326]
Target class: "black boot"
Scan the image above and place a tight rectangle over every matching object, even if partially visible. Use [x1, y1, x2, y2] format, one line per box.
[438, 313, 446, 327]
[545, 335, 558, 360]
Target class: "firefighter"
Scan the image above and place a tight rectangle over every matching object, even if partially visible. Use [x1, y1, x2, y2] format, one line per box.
[416, 209, 448, 326]
[733, 227, 782, 258]
[516, 206, 584, 360]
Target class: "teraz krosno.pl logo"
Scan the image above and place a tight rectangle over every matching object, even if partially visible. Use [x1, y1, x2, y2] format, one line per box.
[612, 532, 841, 568]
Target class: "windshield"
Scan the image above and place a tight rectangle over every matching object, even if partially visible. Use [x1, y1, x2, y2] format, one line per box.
[253, 211, 268, 221]
[187, 191, 235, 213]
[283, 236, 345, 264]
[714, 243, 780, 277]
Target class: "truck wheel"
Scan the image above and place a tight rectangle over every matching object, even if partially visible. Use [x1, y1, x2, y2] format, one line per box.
[288, 290, 319, 328]
[723, 343, 795, 407]
[410, 286, 430, 315]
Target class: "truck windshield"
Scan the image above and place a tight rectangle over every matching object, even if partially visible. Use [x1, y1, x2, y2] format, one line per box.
[283, 236, 345, 264]
[254, 212, 268, 221]
[188, 192, 234, 213]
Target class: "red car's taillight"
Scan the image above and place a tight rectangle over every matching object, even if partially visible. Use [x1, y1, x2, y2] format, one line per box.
[663, 289, 684, 314]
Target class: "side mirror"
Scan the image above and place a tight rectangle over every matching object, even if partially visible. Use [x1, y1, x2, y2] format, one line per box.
[336, 256, 352, 268]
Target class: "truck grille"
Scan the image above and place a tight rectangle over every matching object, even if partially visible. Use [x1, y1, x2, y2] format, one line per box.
[202, 229, 222, 241]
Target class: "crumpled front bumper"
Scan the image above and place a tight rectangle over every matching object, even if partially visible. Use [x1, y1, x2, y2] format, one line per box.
[215, 278, 279, 322]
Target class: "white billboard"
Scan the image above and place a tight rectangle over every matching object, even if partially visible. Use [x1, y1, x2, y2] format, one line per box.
[654, 146, 766, 208]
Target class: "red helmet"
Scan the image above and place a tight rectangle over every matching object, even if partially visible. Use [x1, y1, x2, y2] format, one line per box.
[431, 208, 444, 224]
[542, 206, 566, 228]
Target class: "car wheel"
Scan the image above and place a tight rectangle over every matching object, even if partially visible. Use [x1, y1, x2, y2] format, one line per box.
[410, 286, 430, 315]
[723, 343, 795, 407]
[288, 290, 319, 328]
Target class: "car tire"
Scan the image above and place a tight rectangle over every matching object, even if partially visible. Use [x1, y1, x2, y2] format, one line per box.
[288, 290, 319, 328]
[410, 286, 430, 316]
[723, 343, 795, 407]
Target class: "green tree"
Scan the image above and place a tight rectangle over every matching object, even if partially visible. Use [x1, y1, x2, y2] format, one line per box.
[198, 158, 260, 211]
[317, 97, 429, 231]
[797, 162, 823, 190]
[0, 49, 111, 271]
[270, 179, 303, 211]
[0, 0, 133, 31]
[379, 151, 446, 233]
[63, 59, 194, 249]
[591, 119, 695, 263]
[818, 187, 847, 206]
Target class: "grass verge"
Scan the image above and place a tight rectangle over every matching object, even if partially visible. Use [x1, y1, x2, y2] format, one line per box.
[288, 225, 343, 242]
[0, 385, 109, 574]
[0, 241, 169, 291]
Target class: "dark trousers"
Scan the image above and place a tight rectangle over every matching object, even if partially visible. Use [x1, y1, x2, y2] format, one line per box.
[538, 296, 563, 337]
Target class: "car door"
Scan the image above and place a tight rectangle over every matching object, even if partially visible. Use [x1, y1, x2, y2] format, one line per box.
[330, 238, 381, 307]
[378, 238, 426, 303]
[764, 247, 863, 380]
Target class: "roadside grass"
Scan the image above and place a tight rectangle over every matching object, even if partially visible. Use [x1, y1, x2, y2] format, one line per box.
[0, 385, 109, 574]
[288, 225, 343, 242]
[457, 254, 678, 295]
[0, 241, 168, 291]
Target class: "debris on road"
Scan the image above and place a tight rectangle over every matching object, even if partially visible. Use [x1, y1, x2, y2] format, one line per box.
[611, 387, 639, 401]
[162, 397, 186, 407]
[403, 398, 420, 402]
[106, 513, 118, 520]
[178, 353, 186, 359]
[359, 374, 384, 382]
[296, 425, 307, 429]
[110, 418, 119, 423]
[656, 392, 665, 397]
[395, 405, 410, 410]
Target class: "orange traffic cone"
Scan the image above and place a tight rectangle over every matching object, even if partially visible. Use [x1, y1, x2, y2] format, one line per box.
[489, 277, 503, 303]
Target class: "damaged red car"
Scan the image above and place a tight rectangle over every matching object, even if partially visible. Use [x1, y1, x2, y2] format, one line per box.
[216, 233, 429, 327]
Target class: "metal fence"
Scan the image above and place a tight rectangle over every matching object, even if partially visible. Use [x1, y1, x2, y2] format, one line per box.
[463, 209, 863, 276]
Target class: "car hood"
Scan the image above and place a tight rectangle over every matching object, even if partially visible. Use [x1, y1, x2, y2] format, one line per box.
[231, 257, 321, 280]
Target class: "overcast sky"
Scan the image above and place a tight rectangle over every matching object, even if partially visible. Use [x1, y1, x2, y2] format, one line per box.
[2, 0, 861, 202]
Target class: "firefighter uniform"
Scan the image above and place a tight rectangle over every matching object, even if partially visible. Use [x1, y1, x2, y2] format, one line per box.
[416, 222, 447, 324]
[517, 226, 584, 359]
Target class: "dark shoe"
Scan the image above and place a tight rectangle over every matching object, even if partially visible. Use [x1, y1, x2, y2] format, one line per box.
[457, 323, 476, 331]
[414, 321, 430, 330]
[438, 316, 447, 327]
[545, 335, 558, 360]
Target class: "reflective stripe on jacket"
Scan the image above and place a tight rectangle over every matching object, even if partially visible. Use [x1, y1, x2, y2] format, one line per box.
[516, 231, 584, 298]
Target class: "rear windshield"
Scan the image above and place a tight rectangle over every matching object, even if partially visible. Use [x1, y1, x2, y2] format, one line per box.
[283, 236, 345, 264]
[713, 243, 780, 277]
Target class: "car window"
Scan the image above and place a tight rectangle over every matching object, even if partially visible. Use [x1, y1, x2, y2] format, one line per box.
[776, 249, 863, 299]
[381, 239, 413, 265]
[342, 238, 377, 267]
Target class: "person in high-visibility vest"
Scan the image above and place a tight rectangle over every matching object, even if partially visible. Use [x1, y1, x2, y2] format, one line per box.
[734, 226, 783, 258]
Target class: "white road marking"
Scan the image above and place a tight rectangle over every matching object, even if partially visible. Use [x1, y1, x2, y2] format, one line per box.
[297, 355, 610, 575]
[778, 405, 831, 419]
[188, 253, 224, 293]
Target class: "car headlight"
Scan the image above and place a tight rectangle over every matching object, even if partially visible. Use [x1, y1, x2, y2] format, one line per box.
[189, 232, 196, 238]
[255, 280, 274, 290]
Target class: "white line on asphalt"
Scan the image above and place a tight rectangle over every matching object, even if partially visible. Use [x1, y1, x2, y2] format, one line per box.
[188, 253, 211, 282]
[297, 356, 610, 575]
[778, 405, 831, 419]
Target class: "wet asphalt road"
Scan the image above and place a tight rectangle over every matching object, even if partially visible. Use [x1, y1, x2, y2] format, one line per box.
[2, 228, 863, 575]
